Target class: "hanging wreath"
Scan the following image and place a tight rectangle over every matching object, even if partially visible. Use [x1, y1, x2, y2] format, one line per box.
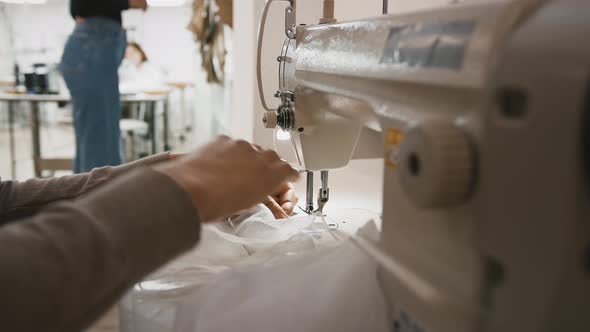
[187, 0, 232, 84]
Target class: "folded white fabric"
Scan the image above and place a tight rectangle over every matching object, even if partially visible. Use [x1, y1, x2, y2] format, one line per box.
[173, 240, 390, 332]
[120, 204, 351, 332]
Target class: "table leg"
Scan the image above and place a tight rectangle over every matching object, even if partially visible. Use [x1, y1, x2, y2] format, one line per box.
[163, 98, 170, 151]
[29, 101, 42, 177]
[8, 101, 16, 179]
[149, 101, 157, 154]
[182, 88, 192, 133]
[179, 88, 186, 134]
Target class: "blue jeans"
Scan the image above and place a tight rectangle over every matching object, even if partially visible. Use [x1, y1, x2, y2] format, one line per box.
[60, 18, 126, 173]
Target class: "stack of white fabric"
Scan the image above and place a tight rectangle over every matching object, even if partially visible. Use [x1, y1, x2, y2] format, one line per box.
[120, 205, 389, 332]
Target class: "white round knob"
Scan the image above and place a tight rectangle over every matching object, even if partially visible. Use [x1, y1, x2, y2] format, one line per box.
[263, 111, 278, 129]
[398, 120, 475, 209]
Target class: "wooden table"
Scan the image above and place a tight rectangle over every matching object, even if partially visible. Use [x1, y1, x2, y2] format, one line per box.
[0, 92, 171, 178]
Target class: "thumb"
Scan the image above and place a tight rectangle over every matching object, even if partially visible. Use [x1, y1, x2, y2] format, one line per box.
[264, 196, 289, 219]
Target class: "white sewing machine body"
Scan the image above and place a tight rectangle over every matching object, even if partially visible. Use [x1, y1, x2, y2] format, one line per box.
[270, 0, 590, 331]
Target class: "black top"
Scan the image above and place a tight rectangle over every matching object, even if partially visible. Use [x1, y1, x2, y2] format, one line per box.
[70, 0, 129, 24]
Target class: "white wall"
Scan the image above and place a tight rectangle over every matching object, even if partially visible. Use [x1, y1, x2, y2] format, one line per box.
[122, 7, 198, 82]
[389, 0, 452, 13]
[0, 2, 73, 79]
[230, 1, 257, 141]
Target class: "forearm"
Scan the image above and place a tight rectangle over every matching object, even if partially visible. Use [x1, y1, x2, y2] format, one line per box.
[0, 153, 169, 224]
[0, 167, 200, 332]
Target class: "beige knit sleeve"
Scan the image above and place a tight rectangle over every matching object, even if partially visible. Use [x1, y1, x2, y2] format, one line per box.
[0, 167, 201, 332]
[0, 153, 170, 224]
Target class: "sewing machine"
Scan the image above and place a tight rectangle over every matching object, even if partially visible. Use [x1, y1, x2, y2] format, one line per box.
[257, 0, 590, 331]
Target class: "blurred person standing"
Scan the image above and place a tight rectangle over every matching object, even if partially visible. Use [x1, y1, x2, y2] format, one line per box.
[60, 0, 148, 174]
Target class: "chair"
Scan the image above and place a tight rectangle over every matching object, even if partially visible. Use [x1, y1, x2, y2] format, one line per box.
[120, 119, 149, 162]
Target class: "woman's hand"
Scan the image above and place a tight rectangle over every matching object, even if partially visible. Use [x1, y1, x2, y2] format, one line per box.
[264, 182, 299, 219]
[168, 153, 183, 161]
[167, 151, 298, 220]
[155, 136, 300, 223]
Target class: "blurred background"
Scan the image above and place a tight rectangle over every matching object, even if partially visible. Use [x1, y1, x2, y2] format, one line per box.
[0, 0, 231, 180]
[0, 0, 448, 183]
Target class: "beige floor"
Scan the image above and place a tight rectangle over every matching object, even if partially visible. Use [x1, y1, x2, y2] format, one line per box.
[0, 124, 75, 180]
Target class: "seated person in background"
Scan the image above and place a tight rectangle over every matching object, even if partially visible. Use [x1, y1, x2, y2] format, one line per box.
[119, 42, 165, 93]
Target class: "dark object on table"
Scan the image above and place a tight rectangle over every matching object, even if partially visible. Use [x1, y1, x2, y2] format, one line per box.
[13, 63, 20, 87]
[23, 64, 60, 95]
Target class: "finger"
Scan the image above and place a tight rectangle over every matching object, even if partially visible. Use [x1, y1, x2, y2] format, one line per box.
[261, 149, 280, 163]
[217, 135, 232, 142]
[272, 162, 300, 183]
[235, 139, 255, 150]
[285, 165, 301, 182]
[278, 188, 297, 205]
[212, 135, 232, 148]
[279, 186, 298, 216]
[281, 202, 296, 216]
[274, 181, 294, 194]
[168, 153, 184, 161]
[264, 196, 289, 219]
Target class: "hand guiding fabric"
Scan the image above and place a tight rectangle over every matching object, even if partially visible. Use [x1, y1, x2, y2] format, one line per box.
[155, 136, 300, 222]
